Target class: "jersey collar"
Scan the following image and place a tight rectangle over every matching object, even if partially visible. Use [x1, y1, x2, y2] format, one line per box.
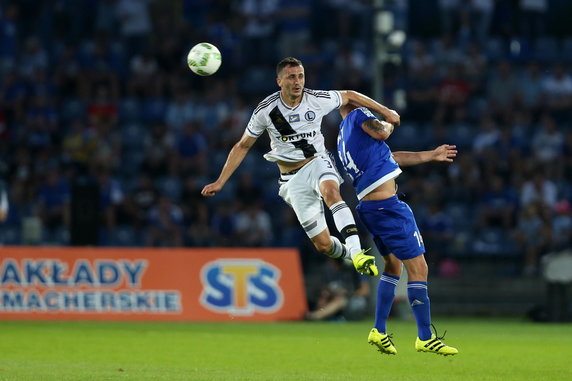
[279, 91, 304, 111]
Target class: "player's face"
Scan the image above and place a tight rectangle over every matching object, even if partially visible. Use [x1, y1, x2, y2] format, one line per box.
[277, 65, 305, 101]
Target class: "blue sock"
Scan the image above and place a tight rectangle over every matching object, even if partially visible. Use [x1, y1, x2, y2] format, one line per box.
[407, 281, 432, 340]
[374, 273, 400, 333]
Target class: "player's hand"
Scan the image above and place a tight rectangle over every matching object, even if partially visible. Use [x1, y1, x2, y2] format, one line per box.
[380, 121, 394, 139]
[385, 109, 400, 126]
[201, 182, 223, 197]
[433, 144, 457, 162]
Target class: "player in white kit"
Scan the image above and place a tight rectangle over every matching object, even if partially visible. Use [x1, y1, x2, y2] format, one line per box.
[202, 57, 400, 275]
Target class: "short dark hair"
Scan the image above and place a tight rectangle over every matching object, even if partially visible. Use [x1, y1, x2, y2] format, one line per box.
[276, 57, 303, 76]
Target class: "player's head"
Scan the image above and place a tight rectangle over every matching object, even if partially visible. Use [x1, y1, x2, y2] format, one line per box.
[276, 57, 304, 100]
[276, 57, 303, 77]
[339, 103, 358, 120]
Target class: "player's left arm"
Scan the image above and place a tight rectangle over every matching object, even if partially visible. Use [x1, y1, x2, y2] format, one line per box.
[339, 90, 400, 126]
[393, 144, 457, 167]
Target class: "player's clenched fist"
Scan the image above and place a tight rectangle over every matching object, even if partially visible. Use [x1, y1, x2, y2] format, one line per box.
[385, 109, 400, 126]
[201, 182, 222, 197]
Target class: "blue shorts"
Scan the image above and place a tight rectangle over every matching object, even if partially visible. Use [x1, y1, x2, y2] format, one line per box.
[356, 195, 425, 260]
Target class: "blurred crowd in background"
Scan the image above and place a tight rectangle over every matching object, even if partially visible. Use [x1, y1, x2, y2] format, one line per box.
[1, 0, 572, 282]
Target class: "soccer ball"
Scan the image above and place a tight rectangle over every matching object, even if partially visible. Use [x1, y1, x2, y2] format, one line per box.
[187, 43, 222, 76]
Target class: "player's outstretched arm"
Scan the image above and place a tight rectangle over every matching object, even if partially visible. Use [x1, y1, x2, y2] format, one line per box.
[393, 144, 457, 167]
[339, 90, 400, 125]
[201, 133, 257, 197]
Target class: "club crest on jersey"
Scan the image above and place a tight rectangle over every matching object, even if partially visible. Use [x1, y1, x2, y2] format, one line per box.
[288, 114, 300, 123]
[305, 111, 316, 121]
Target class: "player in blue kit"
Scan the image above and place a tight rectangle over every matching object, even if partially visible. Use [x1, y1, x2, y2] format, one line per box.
[337, 104, 459, 356]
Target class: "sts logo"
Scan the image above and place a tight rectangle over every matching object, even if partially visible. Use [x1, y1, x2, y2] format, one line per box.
[200, 259, 283, 315]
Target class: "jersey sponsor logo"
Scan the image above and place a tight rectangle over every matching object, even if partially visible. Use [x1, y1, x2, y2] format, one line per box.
[279, 130, 317, 142]
[200, 259, 283, 316]
[289, 114, 300, 123]
[305, 111, 316, 121]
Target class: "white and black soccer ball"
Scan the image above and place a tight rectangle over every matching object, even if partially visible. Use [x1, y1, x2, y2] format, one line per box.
[187, 42, 222, 76]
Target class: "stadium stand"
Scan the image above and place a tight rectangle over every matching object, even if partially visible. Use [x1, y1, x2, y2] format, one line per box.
[1, 0, 572, 283]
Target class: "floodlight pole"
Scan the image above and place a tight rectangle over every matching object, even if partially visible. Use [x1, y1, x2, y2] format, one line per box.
[373, 0, 385, 102]
[373, 0, 406, 110]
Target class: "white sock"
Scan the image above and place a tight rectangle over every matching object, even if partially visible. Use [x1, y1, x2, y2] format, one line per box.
[325, 236, 349, 259]
[330, 201, 362, 258]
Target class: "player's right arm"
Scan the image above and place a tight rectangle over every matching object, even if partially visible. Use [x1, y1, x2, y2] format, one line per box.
[201, 133, 257, 197]
[339, 90, 400, 125]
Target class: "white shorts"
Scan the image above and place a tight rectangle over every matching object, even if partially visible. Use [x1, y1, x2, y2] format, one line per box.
[278, 153, 343, 238]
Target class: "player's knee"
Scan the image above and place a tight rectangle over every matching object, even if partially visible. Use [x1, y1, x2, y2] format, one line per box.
[320, 184, 341, 205]
[417, 259, 429, 276]
[406, 256, 428, 280]
[313, 239, 332, 254]
[383, 256, 402, 276]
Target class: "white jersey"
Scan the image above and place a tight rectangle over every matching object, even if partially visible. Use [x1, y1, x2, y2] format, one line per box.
[245, 89, 342, 162]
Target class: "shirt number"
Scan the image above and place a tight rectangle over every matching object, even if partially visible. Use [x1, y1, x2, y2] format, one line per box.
[338, 141, 362, 181]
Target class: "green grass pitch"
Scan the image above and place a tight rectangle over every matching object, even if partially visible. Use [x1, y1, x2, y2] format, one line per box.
[0, 318, 570, 381]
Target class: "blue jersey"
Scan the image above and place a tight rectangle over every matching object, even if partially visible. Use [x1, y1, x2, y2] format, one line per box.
[337, 107, 402, 199]
[338, 108, 425, 259]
